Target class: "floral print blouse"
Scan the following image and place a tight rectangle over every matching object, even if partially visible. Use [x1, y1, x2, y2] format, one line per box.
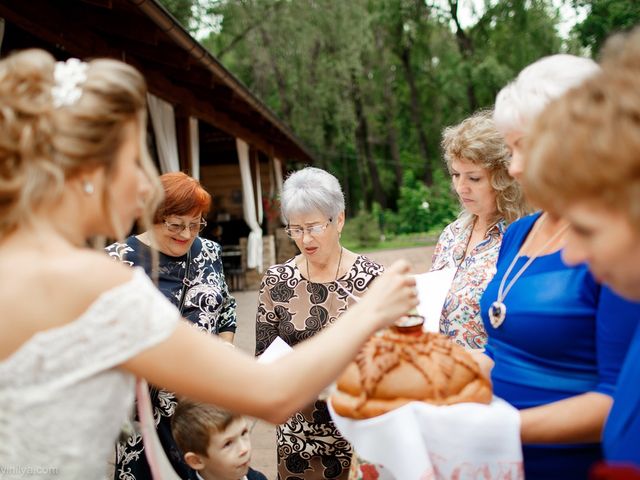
[431, 215, 505, 350]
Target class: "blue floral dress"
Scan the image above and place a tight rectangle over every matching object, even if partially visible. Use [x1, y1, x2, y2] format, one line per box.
[107, 235, 237, 480]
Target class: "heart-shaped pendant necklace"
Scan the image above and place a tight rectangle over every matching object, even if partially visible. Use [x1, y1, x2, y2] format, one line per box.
[489, 215, 568, 329]
[489, 301, 507, 328]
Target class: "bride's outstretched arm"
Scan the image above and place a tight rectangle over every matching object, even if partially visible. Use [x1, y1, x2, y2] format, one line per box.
[120, 260, 418, 424]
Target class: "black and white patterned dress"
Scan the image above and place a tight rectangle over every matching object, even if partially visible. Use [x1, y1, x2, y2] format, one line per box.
[107, 236, 237, 480]
[255, 255, 383, 480]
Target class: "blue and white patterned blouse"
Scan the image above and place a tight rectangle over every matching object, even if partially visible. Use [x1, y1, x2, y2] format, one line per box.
[106, 235, 237, 479]
[106, 235, 237, 335]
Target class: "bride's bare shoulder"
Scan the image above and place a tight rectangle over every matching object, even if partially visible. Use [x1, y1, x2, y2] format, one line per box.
[0, 247, 134, 293]
[13, 249, 137, 309]
[0, 249, 139, 360]
[54, 249, 135, 290]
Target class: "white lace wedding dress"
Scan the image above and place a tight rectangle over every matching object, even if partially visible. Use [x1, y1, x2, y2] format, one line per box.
[0, 268, 179, 478]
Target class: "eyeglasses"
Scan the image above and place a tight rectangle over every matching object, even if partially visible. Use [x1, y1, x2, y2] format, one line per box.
[285, 219, 332, 239]
[163, 219, 207, 234]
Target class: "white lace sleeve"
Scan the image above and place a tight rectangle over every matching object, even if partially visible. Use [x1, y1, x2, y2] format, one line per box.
[5, 268, 180, 390]
[84, 266, 181, 370]
[0, 268, 181, 477]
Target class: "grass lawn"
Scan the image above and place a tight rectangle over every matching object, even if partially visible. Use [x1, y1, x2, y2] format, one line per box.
[342, 231, 440, 253]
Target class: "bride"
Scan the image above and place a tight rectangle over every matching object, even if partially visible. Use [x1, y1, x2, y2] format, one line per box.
[0, 49, 417, 477]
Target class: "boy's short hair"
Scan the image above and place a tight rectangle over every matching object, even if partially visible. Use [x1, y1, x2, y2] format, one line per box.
[171, 400, 241, 456]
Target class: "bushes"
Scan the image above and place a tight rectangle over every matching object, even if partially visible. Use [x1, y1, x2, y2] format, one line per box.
[392, 169, 459, 234]
[343, 169, 459, 250]
[342, 208, 382, 249]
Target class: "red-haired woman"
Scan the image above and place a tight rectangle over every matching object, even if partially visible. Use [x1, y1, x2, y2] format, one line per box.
[107, 171, 237, 480]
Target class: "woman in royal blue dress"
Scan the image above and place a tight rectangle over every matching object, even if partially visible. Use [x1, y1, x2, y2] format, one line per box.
[478, 54, 640, 479]
[522, 29, 640, 476]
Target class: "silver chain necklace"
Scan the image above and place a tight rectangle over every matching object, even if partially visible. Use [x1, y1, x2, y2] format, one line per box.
[489, 215, 569, 328]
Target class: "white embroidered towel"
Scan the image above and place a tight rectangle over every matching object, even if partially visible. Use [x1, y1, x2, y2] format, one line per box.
[329, 396, 523, 480]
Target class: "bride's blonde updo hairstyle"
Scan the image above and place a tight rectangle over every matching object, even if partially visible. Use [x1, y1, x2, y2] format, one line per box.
[0, 48, 162, 240]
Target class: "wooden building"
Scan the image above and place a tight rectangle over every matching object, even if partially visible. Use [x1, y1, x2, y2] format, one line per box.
[0, 0, 309, 286]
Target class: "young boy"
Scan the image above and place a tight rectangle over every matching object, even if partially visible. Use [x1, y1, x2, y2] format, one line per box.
[171, 400, 268, 480]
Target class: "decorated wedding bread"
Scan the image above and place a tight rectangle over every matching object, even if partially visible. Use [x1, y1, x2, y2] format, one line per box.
[331, 317, 492, 419]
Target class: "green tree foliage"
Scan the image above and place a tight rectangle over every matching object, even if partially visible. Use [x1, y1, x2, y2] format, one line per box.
[469, 0, 562, 105]
[572, 0, 640, 54]
[393, 169, 459, 234]
[343, 207, 383, 248]
[157, 0, 630, 233]
[395, 170, 434, 233]
[158, 0, 195, 29]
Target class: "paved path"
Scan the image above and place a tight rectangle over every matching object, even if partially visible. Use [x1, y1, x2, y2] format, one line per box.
[232, 289, 276, 478]
[360, 245, 435, 274]
[234, 245, 436, 479]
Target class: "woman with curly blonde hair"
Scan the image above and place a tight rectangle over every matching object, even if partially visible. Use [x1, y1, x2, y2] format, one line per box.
[432, 109, 528, 350]
[349, 110, 527, 480]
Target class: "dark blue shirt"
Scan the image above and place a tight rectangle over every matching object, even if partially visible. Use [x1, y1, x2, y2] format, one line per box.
[107, 236, 237, 334]
[603, 321, 640, 467]
[106, 235, 237, 480]
[480, 212, 639, 479]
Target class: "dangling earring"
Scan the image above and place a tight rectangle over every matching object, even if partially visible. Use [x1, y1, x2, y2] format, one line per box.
[82, 180, 95, 195]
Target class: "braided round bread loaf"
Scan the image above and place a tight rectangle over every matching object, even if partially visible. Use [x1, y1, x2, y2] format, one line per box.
[331, 329, 492, 419]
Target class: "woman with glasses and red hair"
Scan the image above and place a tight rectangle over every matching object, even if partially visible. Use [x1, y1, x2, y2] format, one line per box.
[255, 167, 383, 480]
[107, 171, 237, 480]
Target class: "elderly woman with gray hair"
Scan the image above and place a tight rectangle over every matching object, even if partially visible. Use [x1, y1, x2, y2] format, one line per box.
[477, 54, 640, 479]
[255, 167, 383, 480]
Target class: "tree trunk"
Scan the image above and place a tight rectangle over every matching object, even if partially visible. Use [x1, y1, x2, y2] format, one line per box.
[350, 71, 387, 210]
[376, 30, 403, 196]
[341, 155, 353, 218]
[449, 0, 478, 111]
[352, 145, 370, 212]
[384, 75, 402, 189]
[398, 46, 433, 185]
[256, 25, 293, 124]
[237, 2, 293, 123]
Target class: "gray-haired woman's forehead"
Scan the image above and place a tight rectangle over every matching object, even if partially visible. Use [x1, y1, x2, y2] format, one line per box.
[493, 54, 600, 134]
[281, 167, 345, 222]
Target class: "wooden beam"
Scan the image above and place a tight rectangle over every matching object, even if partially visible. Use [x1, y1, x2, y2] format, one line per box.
[140, 61, 303, 160]
[80, 0, 114, 7]
[160, 63, 227, 90]
[0, 0, 312, 163]
[77, 9, 160, 46]
[0, 1, 121, 59]
[102, 34, 192, 69]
